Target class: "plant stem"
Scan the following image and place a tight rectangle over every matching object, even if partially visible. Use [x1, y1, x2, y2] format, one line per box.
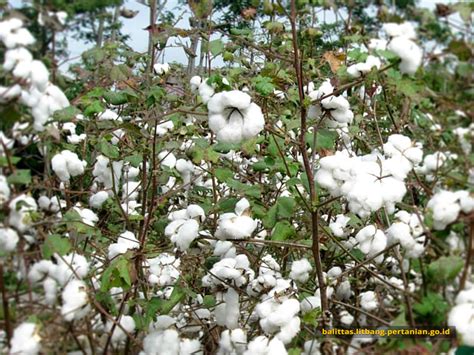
[289, 0, 328, 328]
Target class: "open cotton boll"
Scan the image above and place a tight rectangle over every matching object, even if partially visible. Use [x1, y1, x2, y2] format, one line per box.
[387, 36, 422, 75]
[368, 38, 387, 51]
[8, 194, 37, 232]
[207, 90, 265, 144]
[0, 84, 22, 102]
[198, 79, 215, 104]
[93, 155, 123, 192]
[257, 298, 301, 344]
[156, 120, 174, 136]
[289, 258, 312, 283]
[0, 175, 11, 203]
[359, 291, 378, 311]
[153, 63, 170, 75]
[0, 226, 19, 252]
[10, 322, 41, 355]
[217, 328, 247, 355]
[106, 315, 136, 344]
[108, 231, 140, 259]
[158, 150, 177, 169]
[122, 181, 141, 201]
[340, 310, 354, 326]
[190, 75, 202, 91]
[427, 190, 463, 230]
[51, 150, 87, 182]
[142, 329, 179, 354]
[165, 218, 199, 251]
[89, 190, 109, 209]
[147, 253, 180, 286]
[3, 47, 33, 71]
[29, 60, 49, 91]
[329, 214, 351, 237]
[347, 55, 381, 77]
[216, 198, 258, 240]
[383, 22, 417, 40]
[73, 205, 99, 226]
[176, 159, 195, 186]
[0, 19, 35, 48]
[61, 279, 90, 321]
[448, 303, 474, 346]
[355, 226, 387, 263]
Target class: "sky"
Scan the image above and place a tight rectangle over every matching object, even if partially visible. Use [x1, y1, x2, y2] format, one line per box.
[9, 0, 460, 71]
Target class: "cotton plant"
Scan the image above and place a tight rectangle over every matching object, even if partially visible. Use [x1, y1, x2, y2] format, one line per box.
[289, 258, 312, 283]
[207, 90, 265, 144]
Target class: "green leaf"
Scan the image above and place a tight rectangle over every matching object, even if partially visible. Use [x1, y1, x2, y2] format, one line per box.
[53, 106, 81, 122]
[84, 100, 104, 117]
[7, 169, 31, 185]
[427, 256, 464, 284]
[272, 221, 296, 241]
[160, 285, 186, 314]
[42, 234, 72, 259]
[209, 39, 224, 56]
[124, 154, 143, 168]
[215, 167, 234, 183]
[263, 204, 278, 229]
[253, 76, 275, 96]
[276, 197, 296, 219]
[104, 91, 128, 105]
[110, 64, 130, 81]
[316, 129, 338, 150]
[100, 140, 120, 159]
[413, 292, 448, 325]
[203, 295, 216, 308]
[100, 256, 133, 292]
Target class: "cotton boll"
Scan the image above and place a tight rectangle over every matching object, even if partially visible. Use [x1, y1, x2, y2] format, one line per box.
[29, 60, 49, 91]
[147, 253, 180, 287]
[61, 280, 90, 321]
[355, 225, 387, 263]
[448, 303, 474, 346]
[242, 103, 265, 139]
[329, 214, 351, 237]
[158, 151, 177, 169]
[216, 215, 258, 240]
[8, 194, 37, 232]
[10, 322, 41, 355]
[336, 280, 352, 300]
[0, 84, 22, 102]
[142, 329, 180, 355]
[89, 191, 109, 208]
[387, 37, 422, 75]
[289, 258, 312, 283]
[300, 296, 321, 314]
[0, 175, 11, 204]
[156, 120, 174, 136]
[340, 310, 354, 326]
[359, 291, 378, 311]
[176, 159, 195, 186]
[217, 328, 247, 355]
[179, 338, 202, 354]
[153, 63, 170, 75]
[106, 315, 136, 344]
[190, 75, 202, 91]
[303, 340, 320, 355]
[0, 226, 19, 252]
[73, 205, 99, 226]
[122, 181, 141, 201]
[171, 219, 199, 251]
[3, 47, 33, 71]
[383, 22, 417, 40]
[427, 190, 463, 230]
[51, 150, 86, 182]
[108, 231, 140, 259]
[198, 80, 215, 104]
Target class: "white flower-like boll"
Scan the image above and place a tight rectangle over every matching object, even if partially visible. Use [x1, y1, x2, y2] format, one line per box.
[153, 63, 170, 75]
[355, 225, 387, 263]
[448, 288, 474, 346]
[51, 150, 87, 182]
[216, 198, 258, 240]
[359, 290, 378, 311]
[61, 279, 90, 321]
[165, 204, 205, 251]
[108, 231, 140, 259]
[10, 322, 41, 355]
[207, 90, 265, 144]
[289, 258, 312, 283]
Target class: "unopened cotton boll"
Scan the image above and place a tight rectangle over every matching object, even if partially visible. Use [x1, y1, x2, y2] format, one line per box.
[61, 280, 90, 321]
[0, 226, 19, 252]
[108, 231, 140, 259]
[10, 322, 41, 355]
[289, 258, 312, 283]
[359, 291, 378, 311]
